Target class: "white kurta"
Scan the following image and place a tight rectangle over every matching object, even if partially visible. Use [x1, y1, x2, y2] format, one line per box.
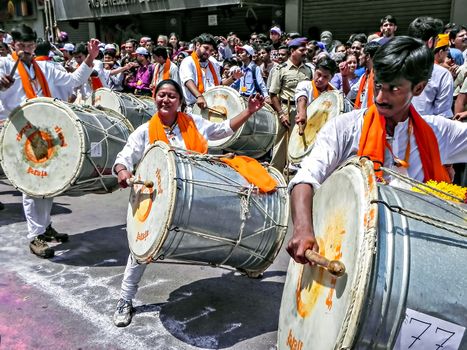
[0, 56, 92, 120]
[0, 56, 93, 237]
[114, 112, 234, 173]
[179, 55, 221, 106]
[289, 109, 467, 192]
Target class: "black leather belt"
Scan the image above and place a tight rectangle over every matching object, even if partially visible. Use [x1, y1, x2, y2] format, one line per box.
[281, 99, 295, 105]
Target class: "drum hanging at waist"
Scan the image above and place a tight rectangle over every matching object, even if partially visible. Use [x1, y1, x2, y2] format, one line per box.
[126, 141, 289, 275]
[0, 97, 133, 197]
[192, 86, 278, 159]
[288, 90, 353, 165]
[278, 157, 467, 350]
[87, 88, 156, 129]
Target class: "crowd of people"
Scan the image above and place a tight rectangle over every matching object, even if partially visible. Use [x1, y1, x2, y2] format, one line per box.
[0, 14, 466, 330]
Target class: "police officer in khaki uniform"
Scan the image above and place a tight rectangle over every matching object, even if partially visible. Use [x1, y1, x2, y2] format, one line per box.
[269, 38, 312, 173]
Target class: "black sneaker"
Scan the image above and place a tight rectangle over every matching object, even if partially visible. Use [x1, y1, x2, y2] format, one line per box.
[29, 235, 55, 258]
[113, 299, 134, 327]
[43, 224, 69, 243]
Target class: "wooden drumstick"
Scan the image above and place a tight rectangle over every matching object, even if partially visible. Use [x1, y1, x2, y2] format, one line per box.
[126, 178, 154, 188]
[207, 107, 227, 117]
[298, 122, 308, 149]
[10, 51, 24, 78]
[305, 249, 346, 277]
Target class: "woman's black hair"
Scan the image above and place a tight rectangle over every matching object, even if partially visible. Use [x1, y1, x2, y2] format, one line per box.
[155, 79, 184, 103]
[373, 36, 434, 87]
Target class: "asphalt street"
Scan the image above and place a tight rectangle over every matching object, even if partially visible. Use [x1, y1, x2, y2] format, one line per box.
[0, 178, 292, 350]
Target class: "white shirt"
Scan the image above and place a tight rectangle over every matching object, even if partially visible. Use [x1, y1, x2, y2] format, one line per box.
[0, 56, 92, 120]
[114, 112, 234, 173]
[295, 80, 315, 105]
[179, 55, 221, 105]
[73, 59, 108, 101]
[412, 64, 454, 118]
[289, 109, 467, 192]
[153, 61, 180, 86]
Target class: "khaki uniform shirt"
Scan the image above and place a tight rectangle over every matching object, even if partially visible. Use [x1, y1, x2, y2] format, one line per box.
[269, 59, 313, 102]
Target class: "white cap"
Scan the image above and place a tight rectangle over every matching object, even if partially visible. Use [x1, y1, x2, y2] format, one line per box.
[238, 44, 254, 56]
[135, 46, 149, 55]
[104, 43, 116, 51]
[60, 43, 75, 52]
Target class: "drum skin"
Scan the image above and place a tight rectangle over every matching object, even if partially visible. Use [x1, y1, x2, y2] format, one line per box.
[88, 88, 156, 129]
[288, 90, 353, 164]
[277, 158, 467, 349]
[126, 142, 289, 274]
[0, 97, 132, 197]
[192, 86, 277, 159]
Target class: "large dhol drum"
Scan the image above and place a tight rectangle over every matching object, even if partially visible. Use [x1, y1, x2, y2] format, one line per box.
[0, 97, 133, 197]
[278, 158, 467, 349]
[288, 90, 353, 164]
[192, 86, 277, 159]
[126, 142, 289, 274]
[87, 88, 156, 129]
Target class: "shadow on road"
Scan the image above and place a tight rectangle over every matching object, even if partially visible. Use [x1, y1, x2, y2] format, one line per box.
[51, 224, 130, 267]
[141, 270, 285, 349]
[0, 202, 72, 226]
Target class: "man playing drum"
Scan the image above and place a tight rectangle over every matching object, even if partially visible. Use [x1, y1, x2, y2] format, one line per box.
[0, 25, 101, 258]
[286, 36, 467, 263]
[179, 33, 242, 111]
[112, 79, 265, 327]
[294, 57, 338, 130]
[269, 37, 313, 173]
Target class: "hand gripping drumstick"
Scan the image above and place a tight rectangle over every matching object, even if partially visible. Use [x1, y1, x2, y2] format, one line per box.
[298, 123, 308, 149]
[126, 178, 154, 188]
[10, 51, 24, 78]
[305, 249, 346, 277]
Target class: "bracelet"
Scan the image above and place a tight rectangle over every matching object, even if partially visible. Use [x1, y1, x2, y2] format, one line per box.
[196, 95, 203, 99]
[116, 168, 126, 174]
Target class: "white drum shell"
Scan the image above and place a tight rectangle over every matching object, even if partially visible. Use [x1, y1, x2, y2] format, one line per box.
[0, 98, 132, 197]
[88, 88, 156, 129]
[192, 86, 277, 159]
[288, 90, 353, 164]
[278, 158, 467, 349]
[126, 142, 289, 273]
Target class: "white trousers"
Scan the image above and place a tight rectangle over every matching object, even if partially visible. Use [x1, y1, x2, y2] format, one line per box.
[22, 194, 54, 239]
[120, 254, 148, 301]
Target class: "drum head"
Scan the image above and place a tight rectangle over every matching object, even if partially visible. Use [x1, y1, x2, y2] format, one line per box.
[90, 88, 123, 114]
[0, 97, 85, 197]
[126, 142, 177, 262]
[192, 86, 246, 148]
[277, 158, 377, 349]
[288, 91, 344, 164]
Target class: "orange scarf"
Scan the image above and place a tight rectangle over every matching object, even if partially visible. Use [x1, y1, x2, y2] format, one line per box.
[357, 104, 451, 183]
[148, 112, 208, 153]
[191, 51, 219, 94]
[355, 69, 374, 109]
[148, 112, 277, 192]
[91, 76, 104, 90]
[311, 80, 333, 99]
[155, 58, 171, 82]
[12, 51, 52, 98]
[34, 56, 51, 61]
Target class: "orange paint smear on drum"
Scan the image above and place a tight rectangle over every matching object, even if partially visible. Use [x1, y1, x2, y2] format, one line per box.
[24, 130, 55, 164]
[295, 213, 346, 317]
[301, 108, 330, 150]
[135, 182, 156, 223]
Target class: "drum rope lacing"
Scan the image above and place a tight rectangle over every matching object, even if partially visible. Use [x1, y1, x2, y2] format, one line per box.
[372, 166, 467, 238]
[72, 108, 129, 192]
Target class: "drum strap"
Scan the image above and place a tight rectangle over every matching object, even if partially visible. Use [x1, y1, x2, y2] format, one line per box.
[148, 112, 208, 153]
[357, 104, 451, 183]
[355, 69, 374, 109]
[190, 52, 219, 94]
[12, 51, 52, 99]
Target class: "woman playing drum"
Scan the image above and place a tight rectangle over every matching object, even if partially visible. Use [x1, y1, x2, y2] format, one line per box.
[112, 79, 265, 327]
